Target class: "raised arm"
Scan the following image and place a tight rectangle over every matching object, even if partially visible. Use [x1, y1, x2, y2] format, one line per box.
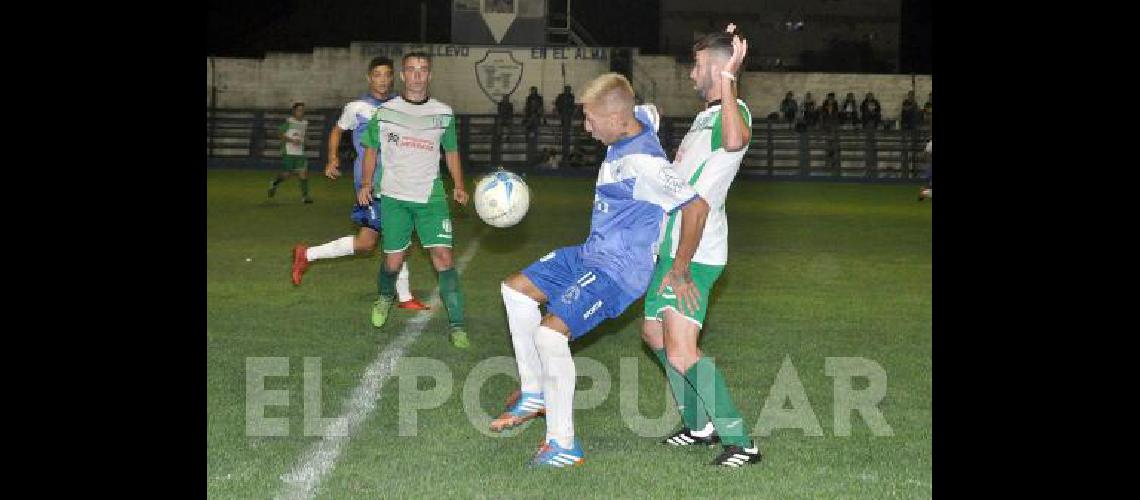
[717, 24, 750, 152]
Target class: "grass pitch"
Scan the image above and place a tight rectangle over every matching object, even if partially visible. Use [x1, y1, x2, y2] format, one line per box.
[207, 169, 932, 499]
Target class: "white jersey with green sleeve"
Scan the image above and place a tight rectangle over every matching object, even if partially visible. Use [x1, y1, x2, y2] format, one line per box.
[361, 96, 458, 203]
[279, 117, 308, 156]
[656, 98, 752, 266]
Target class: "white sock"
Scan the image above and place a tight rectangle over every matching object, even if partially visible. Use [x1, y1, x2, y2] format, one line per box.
[502, 283, 543, 393]
[305, 236, 355, 261]
[535, 325, 575, 449]
[691, 421, 716, 437]
[395, 261, 412, 302]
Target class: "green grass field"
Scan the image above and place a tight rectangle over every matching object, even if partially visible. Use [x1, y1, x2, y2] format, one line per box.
[207, 169, 932, 499]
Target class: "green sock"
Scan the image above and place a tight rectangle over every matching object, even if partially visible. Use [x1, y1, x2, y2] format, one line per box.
[377, 262, 397, 299]
[299, 177, 310, 197]
[437, 267, 465, 327]
[654, 348, 708, 430]
[685, 357, 751, 447]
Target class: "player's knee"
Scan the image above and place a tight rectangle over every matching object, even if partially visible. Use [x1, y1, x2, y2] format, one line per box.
[384, 253, 405, 272]
[641, 322, 664, 349]
[429, 249, 453, 269]
[666, 352, 697, 374]
[503, 273, 547, 303]
[502, 273, 526, 292]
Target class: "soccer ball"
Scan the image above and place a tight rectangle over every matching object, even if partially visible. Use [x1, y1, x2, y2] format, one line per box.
[473, 169, 530, 228]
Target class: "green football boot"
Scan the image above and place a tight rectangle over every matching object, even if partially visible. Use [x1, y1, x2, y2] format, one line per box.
[449, 326, 470, 349]
[371, 296, 394, 328]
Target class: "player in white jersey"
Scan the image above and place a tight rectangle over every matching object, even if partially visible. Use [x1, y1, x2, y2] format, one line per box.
[641, 24, 763, 467]
[288, 57, 428, 310]
[491, 73, 712, 468]
[360, 52, 471, 348]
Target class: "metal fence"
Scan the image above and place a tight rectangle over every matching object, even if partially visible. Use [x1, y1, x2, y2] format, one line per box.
[207, 108, 931, 179]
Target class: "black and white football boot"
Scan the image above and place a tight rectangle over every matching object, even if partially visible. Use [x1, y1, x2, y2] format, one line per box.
[711, 440, 762, 467]
[661, 423, 720, 446]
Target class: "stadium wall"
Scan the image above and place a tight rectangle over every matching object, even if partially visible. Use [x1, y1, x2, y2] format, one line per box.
[208, 42, 930, 119]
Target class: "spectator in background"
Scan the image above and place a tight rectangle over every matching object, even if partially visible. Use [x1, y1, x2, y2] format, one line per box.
[820, 92, 840, 130]
[555, 85, 576, 132]
[497, 93, 514, 141]
[860, 92, 882, 130]
[524, 86, 544, 133]
[780, 91, 798, 124]
[841, 92, 859, 127]
[922, 92, 932, 125]
[802, 92, 818, 128]
[901, 90, 919, 130]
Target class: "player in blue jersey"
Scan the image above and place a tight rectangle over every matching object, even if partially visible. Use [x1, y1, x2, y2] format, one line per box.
[289, 57, 428, 310]
[490, 73, 712, 468]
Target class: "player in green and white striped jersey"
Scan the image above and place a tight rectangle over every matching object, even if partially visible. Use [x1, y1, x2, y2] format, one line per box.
[641, 24, 763, 467]
[359, 52, 472, 349]
[268, 102, 313, 203]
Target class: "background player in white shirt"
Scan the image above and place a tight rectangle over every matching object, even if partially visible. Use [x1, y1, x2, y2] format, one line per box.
[267, 103, 313, 203]
[491, 73, 712, 468]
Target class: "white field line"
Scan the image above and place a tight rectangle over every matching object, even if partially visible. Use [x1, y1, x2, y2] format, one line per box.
[276, 238, 483, 500]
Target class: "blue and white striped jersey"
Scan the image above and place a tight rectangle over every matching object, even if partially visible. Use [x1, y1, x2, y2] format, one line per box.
[335, 93, 394, 190]
[582, 105, 700, 297]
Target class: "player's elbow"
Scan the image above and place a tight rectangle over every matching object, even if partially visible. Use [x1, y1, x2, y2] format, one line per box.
[723, 132, 750, 152]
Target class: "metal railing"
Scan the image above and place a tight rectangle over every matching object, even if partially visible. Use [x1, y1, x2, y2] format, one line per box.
[207, 109, 930, 179]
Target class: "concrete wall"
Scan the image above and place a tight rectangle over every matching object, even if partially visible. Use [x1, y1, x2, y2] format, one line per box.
[208, 42, 930, 119]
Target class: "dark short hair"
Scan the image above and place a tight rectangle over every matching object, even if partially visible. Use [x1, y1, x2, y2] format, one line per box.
[692, 31, 734, 59]
[368, 56, 394, 73]
[292, 102, 305, 111]
[402, 52, 431, 67]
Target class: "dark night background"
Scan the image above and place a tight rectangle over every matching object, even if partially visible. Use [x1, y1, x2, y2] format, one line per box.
[207, 0, 930, 74]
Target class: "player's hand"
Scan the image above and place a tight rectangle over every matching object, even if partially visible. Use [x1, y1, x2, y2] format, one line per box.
[357, 185, 373, 206]
[718, 23, 748, 78]
[659, 267, 701, 316]
[324, 158, 341, 180]
[453, 186, 469, 206]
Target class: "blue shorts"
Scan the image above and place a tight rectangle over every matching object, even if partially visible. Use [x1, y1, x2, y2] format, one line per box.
[522, 245, 640, 341]
[350, 200, 382, 232]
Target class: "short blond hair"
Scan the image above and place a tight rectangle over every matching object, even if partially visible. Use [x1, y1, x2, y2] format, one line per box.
[579, 73, 635, 113]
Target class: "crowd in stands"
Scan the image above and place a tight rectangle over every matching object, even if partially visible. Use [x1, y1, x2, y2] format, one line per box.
[779, 90, 931, 131]
[492, 86, 931, 168]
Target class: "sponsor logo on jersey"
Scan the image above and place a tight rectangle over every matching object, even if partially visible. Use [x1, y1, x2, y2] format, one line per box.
[583, 300, 604, 320]
[657, 168, 686, 193]
[397, 136, 437, 152]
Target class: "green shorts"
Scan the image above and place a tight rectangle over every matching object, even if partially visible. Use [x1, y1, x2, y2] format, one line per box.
[643, 255, 724, 327]
[282, 155, 308, 173]
[379, 179, 453, 253]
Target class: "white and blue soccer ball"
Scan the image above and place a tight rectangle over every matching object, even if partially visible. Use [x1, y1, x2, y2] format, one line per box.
[473, 169, 530, 228]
